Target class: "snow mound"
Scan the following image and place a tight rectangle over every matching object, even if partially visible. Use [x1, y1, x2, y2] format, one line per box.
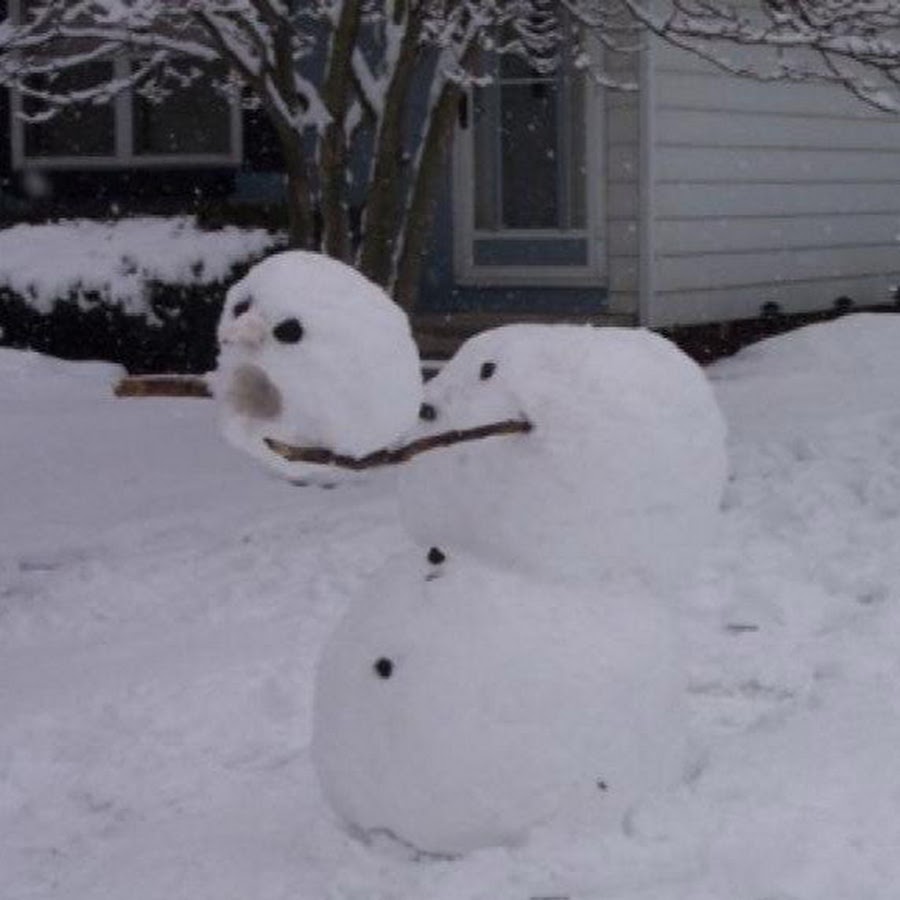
[715, 313, 900, 381]
[214, 251, 423, 481]
[711, 313, 900, 439]
[0, 346, 124, 391]
[312, 550, 686, 857]
[0, 217, 279, 318]
[398, 325, 728, 587]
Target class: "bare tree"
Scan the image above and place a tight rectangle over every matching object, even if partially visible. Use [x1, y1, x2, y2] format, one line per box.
[0, 1, 570, 308]
[3, 0, 900, 310]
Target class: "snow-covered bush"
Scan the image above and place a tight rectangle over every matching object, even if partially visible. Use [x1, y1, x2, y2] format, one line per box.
[0, 217, 283, 373]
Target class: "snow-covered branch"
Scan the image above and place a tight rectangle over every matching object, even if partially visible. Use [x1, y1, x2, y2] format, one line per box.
[580, 0, 900, 107]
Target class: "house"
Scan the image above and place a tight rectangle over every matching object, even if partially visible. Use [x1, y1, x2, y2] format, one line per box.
[432, 39, 900, 347]
[3, 0, 900, 357]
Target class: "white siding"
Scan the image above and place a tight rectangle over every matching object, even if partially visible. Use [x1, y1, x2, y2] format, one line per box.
[605, 50, 642, 317]
[648, 43, 900, 326]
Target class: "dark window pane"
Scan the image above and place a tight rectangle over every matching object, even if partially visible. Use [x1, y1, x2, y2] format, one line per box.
[473, 84, 500, 230]
[23, 63, 116, 158]
[500, 53, 545, 80]
[567, 74, 587, 230]
[499, 80, 559, 229]
[133, 69, 232, 156]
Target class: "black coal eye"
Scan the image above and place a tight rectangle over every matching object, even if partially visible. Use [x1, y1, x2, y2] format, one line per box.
[233, 298, 252, 318]
[427, 546, 446, 565]
[273, 318, 304, 344]
[480, 361, 496, 380]
[419, 402, 437, 421]
[373, 657, 394, 679]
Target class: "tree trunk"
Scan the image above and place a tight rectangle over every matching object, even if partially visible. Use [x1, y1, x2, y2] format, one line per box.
[392, 75, 468, 312]
[278, 126, 317, 250]
[320, 2, 363, 263]
[357, 5, 426, 288]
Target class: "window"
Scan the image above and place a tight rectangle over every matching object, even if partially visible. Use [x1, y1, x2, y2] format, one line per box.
[454, 33, 602, 285]
[9, 3, 241, 169]
[131, 65, 236, 158]
[22, 62, 118, 158]
[474, 55, 587, 232]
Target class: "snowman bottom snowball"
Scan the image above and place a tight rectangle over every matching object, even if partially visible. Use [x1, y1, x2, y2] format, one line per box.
[312, 551, 687, 857]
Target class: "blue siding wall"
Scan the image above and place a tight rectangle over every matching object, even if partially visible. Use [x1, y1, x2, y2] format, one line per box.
[418, 166, 608, 315]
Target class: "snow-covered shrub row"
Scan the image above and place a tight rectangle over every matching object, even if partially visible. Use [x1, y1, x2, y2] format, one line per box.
[0, 217, 283, 372]
[0, 217, 280, 317]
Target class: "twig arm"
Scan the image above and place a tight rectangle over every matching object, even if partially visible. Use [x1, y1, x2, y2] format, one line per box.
[264, 419, 533, 470]
[114, 375, 213, 398]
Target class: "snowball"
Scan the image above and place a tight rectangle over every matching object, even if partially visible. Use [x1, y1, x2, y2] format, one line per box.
[398, 325, 728, 587]
[213, 251, 423, 481]
[312, 551, 686, 857]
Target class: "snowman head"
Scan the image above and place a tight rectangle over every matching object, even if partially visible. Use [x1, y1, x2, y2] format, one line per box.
[413, 326, 559, 434]
[398, 324, 728, 586]
[214, 250, 422, 477]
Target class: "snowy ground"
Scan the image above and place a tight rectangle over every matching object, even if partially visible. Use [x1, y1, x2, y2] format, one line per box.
[4, 315, 900, 899]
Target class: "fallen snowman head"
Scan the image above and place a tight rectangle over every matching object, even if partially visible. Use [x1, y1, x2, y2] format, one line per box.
[213, 250, 423, 482]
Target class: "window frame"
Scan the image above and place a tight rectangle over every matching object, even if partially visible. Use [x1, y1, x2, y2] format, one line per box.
[8, 1, 242, 170]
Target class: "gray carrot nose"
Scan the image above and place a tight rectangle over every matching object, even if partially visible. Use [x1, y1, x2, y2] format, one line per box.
[226, 365, 283, 420]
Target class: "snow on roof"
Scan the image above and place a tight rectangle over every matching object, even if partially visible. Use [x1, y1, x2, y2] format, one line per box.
[0, 217, 283, 318]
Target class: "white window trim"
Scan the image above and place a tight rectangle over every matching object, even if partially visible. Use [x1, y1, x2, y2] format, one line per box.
[8, 1, 242, 170]
[453, 36, 605, 288]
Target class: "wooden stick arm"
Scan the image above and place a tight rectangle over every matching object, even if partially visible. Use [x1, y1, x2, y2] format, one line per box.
[264, 418, 533, 470]
[114, 375, 213, 398]
[113, 375, 531, 470]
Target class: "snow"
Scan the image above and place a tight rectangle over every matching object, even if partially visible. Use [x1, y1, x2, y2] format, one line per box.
[4, 312, 900, 898]
[398, 325, 727, 588]
[313, 552, 685, 856]
[213, 251, 423, 481]
[0, 217, 280, 317]
[710, 311, 900, 439]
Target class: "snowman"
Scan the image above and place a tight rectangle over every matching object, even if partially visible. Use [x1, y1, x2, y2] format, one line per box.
[304, 324, 726, 857]
[214, 250, 422, 482]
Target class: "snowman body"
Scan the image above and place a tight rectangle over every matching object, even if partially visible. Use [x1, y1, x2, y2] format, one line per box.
[312, 551, 686, 857]
[398, 325, 727, 587]
[214, 251, 422, 480]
